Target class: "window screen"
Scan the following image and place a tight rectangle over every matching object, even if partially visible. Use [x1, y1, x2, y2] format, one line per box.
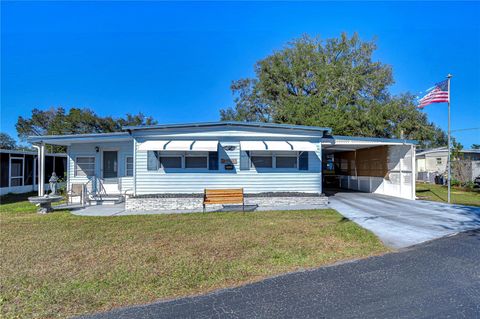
[160, 156, 182, 168]
[185, 156, 207, 169]
[251, 155, 273, 168]
[276, 156, 297, 168]
[75, 157, 95, 176]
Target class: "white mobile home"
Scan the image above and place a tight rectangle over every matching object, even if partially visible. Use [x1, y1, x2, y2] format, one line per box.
[27, 122, 416, 211]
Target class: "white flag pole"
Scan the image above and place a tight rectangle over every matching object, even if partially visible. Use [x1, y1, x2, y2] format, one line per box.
[447, 74, 452, 204]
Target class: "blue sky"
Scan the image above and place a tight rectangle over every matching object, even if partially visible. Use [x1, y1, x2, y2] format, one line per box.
[1, 1, 479, 147]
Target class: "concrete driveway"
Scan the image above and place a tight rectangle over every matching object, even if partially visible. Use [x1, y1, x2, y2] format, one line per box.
[328, 191, 480, 249]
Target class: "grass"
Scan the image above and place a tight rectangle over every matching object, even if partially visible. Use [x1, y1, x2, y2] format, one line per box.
[0, 193, 387, 319]
[416, 183, 480, 206]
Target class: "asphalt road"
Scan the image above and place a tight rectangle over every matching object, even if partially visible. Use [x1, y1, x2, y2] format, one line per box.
[83, 229, 480, 319]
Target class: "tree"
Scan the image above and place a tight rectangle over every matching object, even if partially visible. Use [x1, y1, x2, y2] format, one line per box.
[220, 33, 447, 147]
[0, 132, 17, 150]
[16, 107, 158, 152]
[471, 144, 480, 149]
[16, 107, 157, 139]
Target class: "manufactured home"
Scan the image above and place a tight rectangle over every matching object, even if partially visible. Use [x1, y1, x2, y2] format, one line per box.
[0, 149, 66, 196]
[27, 122, 416, 211]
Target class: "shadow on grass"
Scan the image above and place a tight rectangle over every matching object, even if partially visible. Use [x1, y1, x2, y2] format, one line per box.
[0, 192, 36, 205]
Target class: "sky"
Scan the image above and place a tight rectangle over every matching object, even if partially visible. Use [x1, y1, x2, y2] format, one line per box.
[1, 1, 479, 147]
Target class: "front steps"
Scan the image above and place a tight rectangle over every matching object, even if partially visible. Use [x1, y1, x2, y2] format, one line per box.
[88, 195, 124, 205]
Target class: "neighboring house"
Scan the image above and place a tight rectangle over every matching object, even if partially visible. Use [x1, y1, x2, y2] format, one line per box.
[416, 147, 480, 183]
[27, 121, 417, 211]
[0, 149, 67, 195]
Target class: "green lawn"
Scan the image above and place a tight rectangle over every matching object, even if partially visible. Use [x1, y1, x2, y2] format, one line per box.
[416, 183, 480, 206]
[0, 193, 387, 319]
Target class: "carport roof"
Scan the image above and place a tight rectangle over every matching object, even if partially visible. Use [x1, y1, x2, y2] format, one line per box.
[329, 135, 417, 145]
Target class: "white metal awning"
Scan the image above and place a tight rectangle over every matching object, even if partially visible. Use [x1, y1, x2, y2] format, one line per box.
[137, 140, 170, 151]
[191, 140, 218, 151]
[240, 140, 317, 151]
[138, 140, 218, 151]
[288, 141, 317, 151]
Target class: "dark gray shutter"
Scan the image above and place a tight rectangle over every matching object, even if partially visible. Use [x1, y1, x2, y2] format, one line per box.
[208, 152, 219, 170]
[240, 151, 250, 170]
[147, 151, 159, 170]
[299, 152, 309, 170]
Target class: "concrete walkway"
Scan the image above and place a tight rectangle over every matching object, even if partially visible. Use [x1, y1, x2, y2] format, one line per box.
[328, 191, 480, 249]
[65, 203, 324, 217]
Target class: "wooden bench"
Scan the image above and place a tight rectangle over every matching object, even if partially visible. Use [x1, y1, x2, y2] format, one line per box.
[203, 188, 245, 212]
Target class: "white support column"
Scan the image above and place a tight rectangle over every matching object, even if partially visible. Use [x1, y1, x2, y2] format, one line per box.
[39, 143, 45, 196]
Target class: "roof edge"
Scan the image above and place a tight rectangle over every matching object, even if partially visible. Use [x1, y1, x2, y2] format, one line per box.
[27, 132, 131, 143]
[123, 121, 332, 133]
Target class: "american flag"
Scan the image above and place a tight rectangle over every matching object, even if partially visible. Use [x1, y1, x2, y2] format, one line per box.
[417, 79, 449, 108]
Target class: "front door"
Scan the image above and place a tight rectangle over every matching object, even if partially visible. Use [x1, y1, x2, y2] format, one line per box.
[103, 151, 118, 178]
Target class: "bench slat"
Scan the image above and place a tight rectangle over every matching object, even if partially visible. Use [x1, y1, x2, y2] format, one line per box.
[205, 199, 243, 204]
[203, 188, 245, 211]
[205, 197, 244, 201]
[205, 189, 243, 194]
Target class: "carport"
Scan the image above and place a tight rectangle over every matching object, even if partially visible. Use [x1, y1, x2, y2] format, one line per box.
[322, 136, 416, 200]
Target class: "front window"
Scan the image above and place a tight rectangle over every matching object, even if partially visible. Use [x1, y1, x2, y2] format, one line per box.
[248, 151, 305, 170]
[75, 157, 95, 177]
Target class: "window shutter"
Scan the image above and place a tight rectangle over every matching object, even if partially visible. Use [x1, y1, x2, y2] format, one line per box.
[147, 151, 159, 170]
[299, 152, 309, 170]
[240, 151, 250, 170]
[208, 152, 219, 170]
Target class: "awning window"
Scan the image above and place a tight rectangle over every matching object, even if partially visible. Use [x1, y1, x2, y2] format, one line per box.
[240, 140, 317, 151]
[138, 140, 218, 151]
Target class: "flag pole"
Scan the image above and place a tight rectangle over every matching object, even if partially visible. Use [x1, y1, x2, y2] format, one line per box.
[447, 74, 452, 204]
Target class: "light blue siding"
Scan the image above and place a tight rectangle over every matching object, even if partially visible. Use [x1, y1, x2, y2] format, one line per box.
[133, 129, 323, 194]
